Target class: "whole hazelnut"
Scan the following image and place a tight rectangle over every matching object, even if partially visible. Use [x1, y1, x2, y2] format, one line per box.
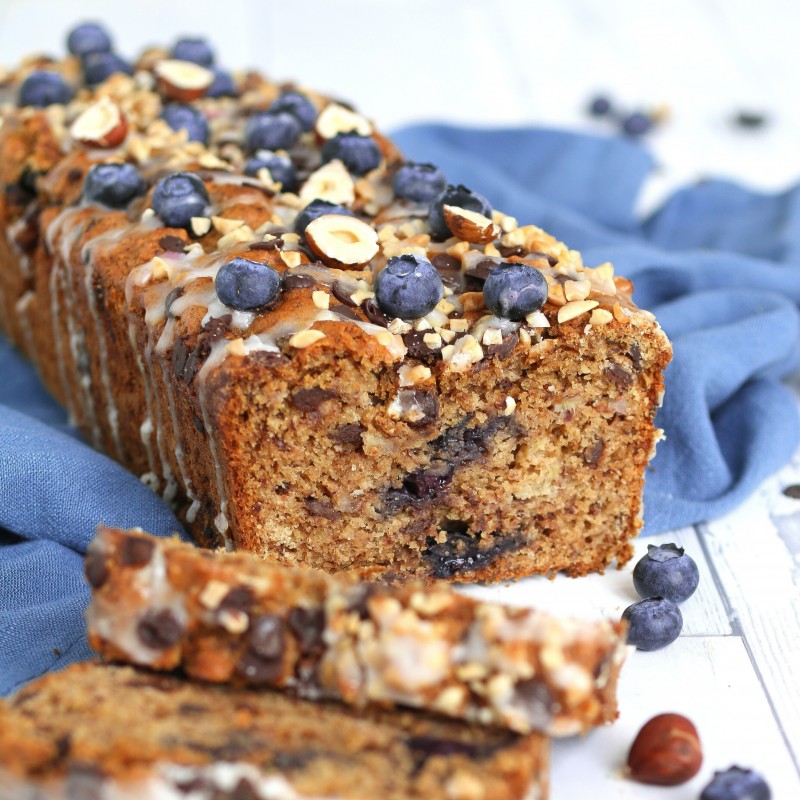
[627, 712, 703, 786]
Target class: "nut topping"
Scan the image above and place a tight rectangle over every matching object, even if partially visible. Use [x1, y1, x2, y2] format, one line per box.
[299, 160, 355, 206]
[154, 58, 214, 101]
[442, 205, 500, 244]
[305, 214, 379, 269]
[69, 97, 128, 148]
[315, 102, 373, 139]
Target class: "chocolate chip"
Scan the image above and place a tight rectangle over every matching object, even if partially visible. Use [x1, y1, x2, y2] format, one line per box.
[119, 535, 155, 568]
[331, 281, 358, 307]
[137, 609, 184, 650]
[464, 258, 497, 282]
[159, 234, 186, 252]
[229, 778, 261, 800]
[627, 341, 642, 372]
[344, 584, 378, 619]
[582, 440, 605, 466]
[604, 363, 633, 387]
[496, 243, 526, 258]
[287, 607, 326, 653]
[431, 253, 461, 273]
[783, 484, 800, 499]
[484, 332, 519, 360]
[303, 497, 341, 520]
[84, 550, 109, 589]
[329, 422, 364, 446]
[249, 238, 283, 252]
[332, 304, 361, 321]
[67, 167, 84, 184]
[249, 615, 285, 660]
[219, 585, 255, 614]
[362, 298, 389, 327]
[236, 650, 283, 685]
[204, 315, 232, 338]
[282, 272, 315, 290]
[402, 331, 442, 363]
[164, 285, 185, 315]
[290, 387, 336, 411]
[512, 678, 555, 722]
[405, 389, 439, 428]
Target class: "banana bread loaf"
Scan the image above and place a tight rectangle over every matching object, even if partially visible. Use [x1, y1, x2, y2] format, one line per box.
[86, 526, 628, 736]
[0, 662, 548, 800]
[0, 31, 671, 583]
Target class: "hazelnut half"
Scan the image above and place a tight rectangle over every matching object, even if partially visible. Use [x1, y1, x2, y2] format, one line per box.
[315, 102, 372, 140]
[627, 713, 703, 786]
[299, 159, 355, 206]
[443, 205, 500, 244]
[154, 59, 214, 102]
[304, 214, 379, 269]
[69, 97, 128, 148]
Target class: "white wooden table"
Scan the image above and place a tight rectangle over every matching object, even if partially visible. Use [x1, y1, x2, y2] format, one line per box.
[2, 0, 799, 795]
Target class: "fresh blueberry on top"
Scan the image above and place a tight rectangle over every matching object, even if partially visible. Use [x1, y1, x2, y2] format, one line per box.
[588, 95, 612, 117]
[67, 22, 112, 58]
[83, 162, 145, 208]
[269, 91, 317, 132]
[294, 199, 353, 235]
[152, 172, 210, 230]
[321, 132, 381, 176]
[18, 71, 73, 107]
[393, 161, 446, 205]
[171, 37, 215, 67]
[700, 766, 771, 800]
[633, 543, 700, 604]
[215, 257, 281, 311]
[621, 597, 682, 651]
[244, 151, 298, 192]
[83, 52, 133, 86]
[622, 111, 652, 137]
[483, 262, 548, 321]
[244, 111, 302, 154]
[161, 104, 209, 144]
[374, 254, 444, 320]
[428, 184, 492, 240]
[206, 68, 236, 98]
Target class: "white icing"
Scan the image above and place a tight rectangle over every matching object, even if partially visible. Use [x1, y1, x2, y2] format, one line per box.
[13, 289, 36, 359]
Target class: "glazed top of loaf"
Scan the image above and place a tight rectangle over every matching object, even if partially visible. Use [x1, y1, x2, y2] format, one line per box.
[0, 45, 668, 389]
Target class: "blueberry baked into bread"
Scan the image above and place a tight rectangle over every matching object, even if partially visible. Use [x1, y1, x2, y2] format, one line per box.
[0, 662, 548, 800]
[0, 24, 672, 582]
[86, 526, 627, 736]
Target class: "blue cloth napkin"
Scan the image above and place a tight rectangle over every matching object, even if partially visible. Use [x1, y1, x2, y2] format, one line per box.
[2, 124, 799, 695]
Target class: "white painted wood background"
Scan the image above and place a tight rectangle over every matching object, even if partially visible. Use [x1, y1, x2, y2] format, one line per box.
[1, 0, 799, 796]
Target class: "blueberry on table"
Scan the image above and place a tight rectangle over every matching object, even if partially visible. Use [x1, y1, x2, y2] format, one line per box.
[152, 172, 210, 230]
[393, 161, 447, 205]
[701, 766, 772, 800]
[621, 596, 682, 651]
[428, 184, 492, 240]
[483, 262, 548, 320]
[18, 71, 73, 107]
[215, 257, 281, 311]
[206, 68, 237, 98]
[294, 199, 353, 235]
[171, 37, 215, 67]
[374, 254, 444, 320]
[244, 152, 298, 192]
[244, 111, 302, 154]
[83, 52, 133, 86]
[588, 95, 613, 116]
[633, 543, 699, 603]
[161, 104, 209, 144]
[269, 91, 318, 132]
[622, 111, 653, 136]
[83, 163, 145, 208]
[66, 22, 112, 58]
[321, 132, 382, 176]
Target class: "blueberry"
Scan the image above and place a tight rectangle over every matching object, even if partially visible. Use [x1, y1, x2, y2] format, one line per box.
[393, 161, 446, 205]
[701, 766, 771, 800]
[321, 133, 381, 176]
[633, 543, 700, 604]
[244, 151, 298, 192]
[244, 112, 302, 154]
[82, 162, 145, 208]
[428, 184, 492, 240]
[171, 37, 215, 67]
[294, 199, 353, 235]
[269, 91, 317, 132]
[161, 104, 209, 144]
[206, 68, 236, 98]
[621, 597, 682, 651]
[83, 52, 133, 86]
[152, 172, 210, 230]
[374, 254, 444, 320]
[483, 262, 548, 321]
[215, 257, 281, 311]
[622, 111, 653, 136]
[18, 71, 73, 107]
[67, 22, 112, 58]
[588, 95, 612, 116]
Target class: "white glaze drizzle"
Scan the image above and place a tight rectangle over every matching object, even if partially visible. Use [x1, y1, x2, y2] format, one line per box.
[13, 289, 36, 360]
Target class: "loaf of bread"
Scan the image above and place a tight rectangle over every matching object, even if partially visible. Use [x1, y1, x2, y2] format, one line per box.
[0, 35, 671, 582]
[86, 526, 627, 736]
[0, 662, 548, 800]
